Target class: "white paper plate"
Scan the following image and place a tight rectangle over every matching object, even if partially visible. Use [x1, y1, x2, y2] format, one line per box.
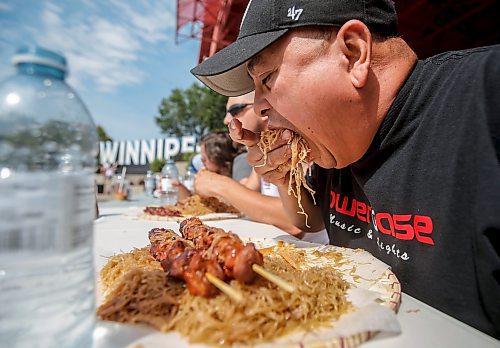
[97, 240, 402, 348]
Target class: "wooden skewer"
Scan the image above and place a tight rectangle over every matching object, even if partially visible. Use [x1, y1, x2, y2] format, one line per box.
[252, 264, 296, 293]
[205, 272, 243, 303]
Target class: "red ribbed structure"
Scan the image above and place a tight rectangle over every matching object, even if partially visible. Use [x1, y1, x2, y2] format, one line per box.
[176, 0, 250, 63]
[176, 0, 499, 61]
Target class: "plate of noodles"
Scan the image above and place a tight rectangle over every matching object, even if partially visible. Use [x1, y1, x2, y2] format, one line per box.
[96, 234, 401, 348]
[139, 195, 242, 222]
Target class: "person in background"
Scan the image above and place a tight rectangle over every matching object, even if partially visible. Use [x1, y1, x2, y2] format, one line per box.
[231, 142, 250, 181]
[195, 92, 329, 243]
[175, 132, 238, 201]
[199, 132, 237, 177]
[224, 93, 257, 182]
[101, 161, 117, 195]
[187, 132, 248, 180]
[191, 0, 499, 337]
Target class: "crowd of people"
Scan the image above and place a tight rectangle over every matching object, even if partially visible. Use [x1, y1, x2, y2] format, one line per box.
[189, 0, 499, 339]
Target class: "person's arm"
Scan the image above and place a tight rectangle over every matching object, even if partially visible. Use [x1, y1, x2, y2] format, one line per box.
[241, 169, 261, 191]
[172, 180, 192, 201]
[194, 170, 302, 236]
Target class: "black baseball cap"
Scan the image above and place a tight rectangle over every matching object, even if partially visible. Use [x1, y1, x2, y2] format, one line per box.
[191, 0, 397, 97]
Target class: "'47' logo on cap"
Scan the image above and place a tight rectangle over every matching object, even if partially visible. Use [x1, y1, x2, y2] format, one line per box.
[287, 6, 303, 21]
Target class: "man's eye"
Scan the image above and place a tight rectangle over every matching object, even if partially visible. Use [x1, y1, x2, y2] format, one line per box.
[262, 73, 272, 86]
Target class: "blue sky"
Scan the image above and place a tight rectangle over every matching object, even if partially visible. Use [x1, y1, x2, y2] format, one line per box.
[0, 0, 202, 141]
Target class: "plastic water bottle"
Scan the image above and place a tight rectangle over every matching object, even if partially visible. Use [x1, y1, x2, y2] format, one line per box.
[144, 170, 155, 196]
[0, 47, 97, 347]
[182, 168, 195, 192]
[160, 158, 179, 205]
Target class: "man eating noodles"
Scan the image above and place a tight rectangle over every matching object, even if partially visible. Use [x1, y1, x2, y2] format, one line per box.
[190, 0, 500, 339]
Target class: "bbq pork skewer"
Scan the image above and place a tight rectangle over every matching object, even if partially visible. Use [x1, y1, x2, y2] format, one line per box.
[148, 227, 242, 301]
[179, 217, 295, 292]
[144, 206, 182, 217]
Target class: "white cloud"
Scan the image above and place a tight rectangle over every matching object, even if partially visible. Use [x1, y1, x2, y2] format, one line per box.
[0, 1, 12, 12]
[110, 0, 175, 43]
[43, 2, 62, 19]
[30, 1, 176, 92]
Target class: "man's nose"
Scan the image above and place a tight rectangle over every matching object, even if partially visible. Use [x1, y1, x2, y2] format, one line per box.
[253, 87, 270, 117]
[223, 113, 232, 126]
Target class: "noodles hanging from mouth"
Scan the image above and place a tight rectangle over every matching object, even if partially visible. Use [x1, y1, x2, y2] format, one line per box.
[97, 247, 351, 346]
[257, 129, 316, 227]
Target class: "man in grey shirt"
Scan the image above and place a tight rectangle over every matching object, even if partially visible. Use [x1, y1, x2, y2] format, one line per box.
[232, 152, 252, 181]
[223, 93, 256, 181]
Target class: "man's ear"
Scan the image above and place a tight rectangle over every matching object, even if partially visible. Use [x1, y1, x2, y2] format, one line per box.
[336, 20, 372, 88]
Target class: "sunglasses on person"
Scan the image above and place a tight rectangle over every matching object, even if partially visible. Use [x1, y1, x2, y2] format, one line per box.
[226, 103, 253, 116]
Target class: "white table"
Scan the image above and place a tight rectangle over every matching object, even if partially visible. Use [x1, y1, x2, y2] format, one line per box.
[93, 200, 500, 348]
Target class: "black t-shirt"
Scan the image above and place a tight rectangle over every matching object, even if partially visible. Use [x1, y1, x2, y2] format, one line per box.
[310, 45, 500, 337]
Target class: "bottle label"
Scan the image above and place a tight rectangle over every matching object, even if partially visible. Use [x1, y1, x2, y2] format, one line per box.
[161, 178, 174, 191]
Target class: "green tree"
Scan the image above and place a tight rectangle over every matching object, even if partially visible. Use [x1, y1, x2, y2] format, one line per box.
[150, 158, 166, 173]
[155, 83, 227, 142]
[96, 125, 112, 142]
